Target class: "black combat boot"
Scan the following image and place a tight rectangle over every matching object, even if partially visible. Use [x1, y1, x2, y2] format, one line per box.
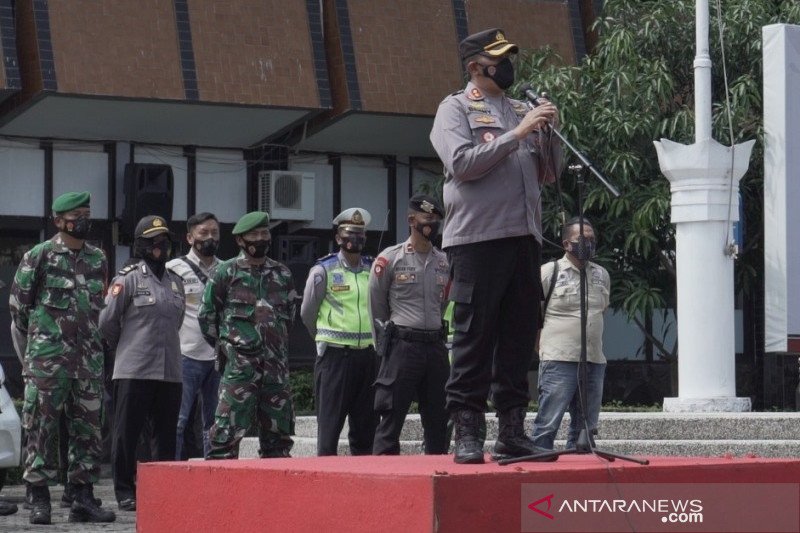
[492, 407, 557, 462]
[29, 484, 51, 525]
[68, 483, 116, 523]
[61, 481, 102, 508]
[22, 482, 33, 510]
[0, 500, 17, 516]
[452, 410, 485, 464]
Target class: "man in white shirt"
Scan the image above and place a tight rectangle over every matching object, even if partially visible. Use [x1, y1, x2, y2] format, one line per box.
[532, 217, 610, 450]
[167, 212, 222, 459]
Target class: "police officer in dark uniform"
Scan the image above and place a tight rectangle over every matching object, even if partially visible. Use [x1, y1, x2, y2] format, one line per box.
[300, 208, 378, 456]
[99, 215, 185, 512]
[368, 194, 450, 455]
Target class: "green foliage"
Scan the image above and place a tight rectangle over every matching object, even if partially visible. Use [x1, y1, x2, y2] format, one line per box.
[514, 0, 800, 358]
[290, 368, 315, 415]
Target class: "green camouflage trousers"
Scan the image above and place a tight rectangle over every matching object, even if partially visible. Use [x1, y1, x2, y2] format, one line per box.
[208, 345, 294, 459]
[22, 377, 103, 486]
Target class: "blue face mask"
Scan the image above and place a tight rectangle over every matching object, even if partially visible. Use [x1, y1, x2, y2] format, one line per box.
[568, 238, 596, 261]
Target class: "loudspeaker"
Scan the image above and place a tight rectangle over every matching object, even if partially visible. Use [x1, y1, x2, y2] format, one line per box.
[120, 163, 174, 243]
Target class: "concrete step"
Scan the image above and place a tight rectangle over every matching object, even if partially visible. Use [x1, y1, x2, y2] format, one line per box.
[239, 436, 800, 459]
[291, 412, 800, 440]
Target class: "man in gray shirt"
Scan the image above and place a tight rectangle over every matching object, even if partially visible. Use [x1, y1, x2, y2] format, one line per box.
[368, 194, 450, 455]
[430, 28, 562, 464]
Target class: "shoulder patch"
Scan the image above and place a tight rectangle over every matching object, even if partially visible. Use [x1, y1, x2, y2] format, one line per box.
[373, 256, 388, 278]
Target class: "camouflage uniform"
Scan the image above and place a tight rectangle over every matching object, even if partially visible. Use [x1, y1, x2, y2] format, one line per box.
[199, 251, 298, 458]
[9, 234, 108, 486]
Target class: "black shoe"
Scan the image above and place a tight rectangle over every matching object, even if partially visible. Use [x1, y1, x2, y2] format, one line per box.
[29, 485, 51, 525]
[61, 481, 102, 508]
[491, 407, 558, 462]
[68, 484, 116, 523]
[452, 410, 485, 464]
[0, 501, 17, 516]
[117, 498, 136, 512]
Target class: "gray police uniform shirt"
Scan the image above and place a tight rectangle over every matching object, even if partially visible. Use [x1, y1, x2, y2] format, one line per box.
[99, 260, 185, 382]
[367, 238, 449, 343]
[429, 80, 563, 248]
[539, 255, 610, 364]
[166, 248, 220, 361]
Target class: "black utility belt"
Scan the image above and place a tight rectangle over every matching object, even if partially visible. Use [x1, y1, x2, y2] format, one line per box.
[395, 326, 444, 343]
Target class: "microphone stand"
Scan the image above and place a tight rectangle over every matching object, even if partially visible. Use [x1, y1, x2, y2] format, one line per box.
[499, 114, 648, 467]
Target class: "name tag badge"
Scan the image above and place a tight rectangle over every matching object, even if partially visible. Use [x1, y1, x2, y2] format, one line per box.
[331, 285, 350, 292]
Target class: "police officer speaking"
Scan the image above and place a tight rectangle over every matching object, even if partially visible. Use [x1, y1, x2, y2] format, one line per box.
[199, 211, 298, 459]
[430, 28, 563, 464]
[300, 208, 378, 456]
[368, 194, 450, 455]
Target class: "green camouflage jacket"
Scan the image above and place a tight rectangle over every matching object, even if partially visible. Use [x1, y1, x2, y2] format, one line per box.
[9, 234, 108, 379]
[199, 252, 297, 358]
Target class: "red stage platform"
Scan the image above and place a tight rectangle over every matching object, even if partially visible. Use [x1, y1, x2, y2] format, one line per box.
[138, 455, 800, 532]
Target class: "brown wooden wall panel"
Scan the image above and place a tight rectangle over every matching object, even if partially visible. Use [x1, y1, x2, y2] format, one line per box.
[346, 0, 461, 116]
[47, 0, 184, 99]
[188, 0, 320, 107]
[466, 0, 576, 65]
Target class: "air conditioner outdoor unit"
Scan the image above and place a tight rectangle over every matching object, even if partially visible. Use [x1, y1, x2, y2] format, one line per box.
[257, 170, 315, 221]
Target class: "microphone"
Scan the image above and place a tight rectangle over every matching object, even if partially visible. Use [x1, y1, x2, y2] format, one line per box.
[519, 83, 545, 107]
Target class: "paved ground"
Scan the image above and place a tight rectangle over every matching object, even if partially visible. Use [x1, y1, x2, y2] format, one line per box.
[0, 480, 134, 532]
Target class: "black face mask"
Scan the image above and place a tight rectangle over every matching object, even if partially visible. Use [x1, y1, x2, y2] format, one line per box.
[146, 240, 171, 264]
[63, 216, 91, 240]
[240, 239, 269, 259]
[568, 238, 596, 261]
[340, 234, 366, 254]
[194, 238, 219, 258]
[483, 57, 515, 90]
[414, 221, 441, 241]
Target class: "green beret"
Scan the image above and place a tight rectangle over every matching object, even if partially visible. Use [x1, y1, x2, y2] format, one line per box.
[232, 211, 270, 235]
[52, 191, 90, 213]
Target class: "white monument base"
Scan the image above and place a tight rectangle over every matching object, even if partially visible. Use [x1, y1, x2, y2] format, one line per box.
[663, 396, 752, 413]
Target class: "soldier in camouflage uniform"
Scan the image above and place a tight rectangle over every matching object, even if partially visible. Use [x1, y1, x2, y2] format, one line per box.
[199, 211, 298, 459]
[9, 191, 116, 525]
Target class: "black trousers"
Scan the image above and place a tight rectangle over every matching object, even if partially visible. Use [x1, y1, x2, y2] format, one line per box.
[111, 379, 181, 501]
[446, 236, 542, 413]
[314, 346, 378, 456]
[373, 337, 449, 455]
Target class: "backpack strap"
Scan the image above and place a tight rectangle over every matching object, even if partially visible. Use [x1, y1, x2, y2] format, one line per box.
[541, 259, 560, 318]
[176, 255, 208, 285]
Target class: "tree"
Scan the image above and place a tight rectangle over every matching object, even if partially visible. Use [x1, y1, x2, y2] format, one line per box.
[512, 0, 800, 371]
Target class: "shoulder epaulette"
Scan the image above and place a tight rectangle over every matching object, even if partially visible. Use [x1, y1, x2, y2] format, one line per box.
[316, 253, 337, 265]
[361, 255, 374, 265]
[117, 264, 138, 276]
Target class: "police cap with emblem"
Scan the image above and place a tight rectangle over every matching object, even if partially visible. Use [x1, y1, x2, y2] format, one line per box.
[459, 28, 518, 60]
[52, 191, 90, 214]
[332, 208, 371, 231]
[409, 194, 444, 218]
[134, 215, 170, 239]
[232, 211, 270, 235]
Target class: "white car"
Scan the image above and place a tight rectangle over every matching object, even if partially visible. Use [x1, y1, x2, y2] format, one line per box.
[0, 362, 21, 488]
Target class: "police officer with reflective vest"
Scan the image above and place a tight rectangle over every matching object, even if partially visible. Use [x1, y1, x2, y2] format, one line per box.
[300, 208, 378, 456]
[100, 215, 185, 512]
[368, 194, 450, 455]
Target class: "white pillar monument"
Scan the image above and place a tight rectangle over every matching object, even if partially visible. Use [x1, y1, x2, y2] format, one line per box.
[653, 0, 752, 412]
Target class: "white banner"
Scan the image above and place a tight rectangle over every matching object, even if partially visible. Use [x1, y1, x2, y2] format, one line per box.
[763, 24, 800, 352]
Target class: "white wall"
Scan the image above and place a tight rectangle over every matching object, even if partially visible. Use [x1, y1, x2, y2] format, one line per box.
[395, 156, 411, 242]
[195, 149, 247, 224]
[0, 141, 44, 217]
[134, 145, 188, 221]
[53, 145, 109, 218]
[289, 156, 334, 230]
[341, 156, 388, 233]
